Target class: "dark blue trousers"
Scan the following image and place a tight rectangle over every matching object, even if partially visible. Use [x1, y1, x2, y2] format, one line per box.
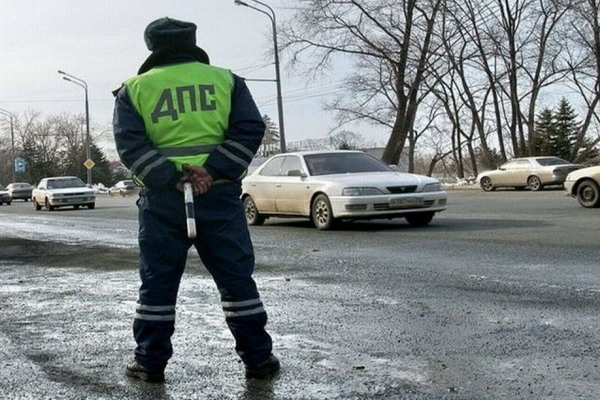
[133, 183, 272, 371]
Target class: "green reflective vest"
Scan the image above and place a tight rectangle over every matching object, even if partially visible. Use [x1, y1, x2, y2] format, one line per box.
[124, 61, 233, 171]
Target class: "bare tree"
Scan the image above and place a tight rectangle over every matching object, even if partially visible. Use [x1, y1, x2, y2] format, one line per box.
[257, 114, 280, 157]
[455, 0, 509, 161]
[281, 0, 446, 166]
[406, 97, 448, 173]
[11, 112, 109, 184]
[432, 2, 496, 174]
[20, 116, 63, 182]
[481, 0, 573, 156]
[564, 0, 600, 161]
[329, 130, 365, 149]
[53, 114, 87, 177]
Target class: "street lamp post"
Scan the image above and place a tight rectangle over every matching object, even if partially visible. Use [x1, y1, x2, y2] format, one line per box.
[0, 108, 16, 183]
[234, 0, 286, 153]
[58, 70, 92, 186]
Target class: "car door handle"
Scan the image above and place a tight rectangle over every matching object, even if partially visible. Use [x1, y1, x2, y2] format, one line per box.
[275, 184, 282, 188]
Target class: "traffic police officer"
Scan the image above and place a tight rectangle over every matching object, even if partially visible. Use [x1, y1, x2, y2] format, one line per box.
[113, 17, 279, 382]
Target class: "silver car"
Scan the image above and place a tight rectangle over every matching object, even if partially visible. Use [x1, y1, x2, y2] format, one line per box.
[477, 156, 582, 191]
[6, 182, 33, 201]
[564, 165, 600, 208]
[241, 150, 447, 230]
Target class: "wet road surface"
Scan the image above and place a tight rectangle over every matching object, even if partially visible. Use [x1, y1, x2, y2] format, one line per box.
[0, 192, 599, 399]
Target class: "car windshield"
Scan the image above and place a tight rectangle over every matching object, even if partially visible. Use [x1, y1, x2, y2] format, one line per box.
[15, 183, 31, 188]
[536, 157, 570, 166]
[305, 152, 392, 176]
[47, 178, 86, 189]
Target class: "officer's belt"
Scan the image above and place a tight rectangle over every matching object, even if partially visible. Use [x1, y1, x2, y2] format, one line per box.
[157, 144, 219, 157]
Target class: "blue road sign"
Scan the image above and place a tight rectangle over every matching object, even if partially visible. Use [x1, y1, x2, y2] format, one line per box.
[15, 157, 26, 173]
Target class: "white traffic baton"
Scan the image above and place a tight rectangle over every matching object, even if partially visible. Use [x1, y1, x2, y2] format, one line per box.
[184, 182, 197, 239]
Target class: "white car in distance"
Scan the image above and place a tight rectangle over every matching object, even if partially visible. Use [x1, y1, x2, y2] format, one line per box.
[32, 176, 96, 211]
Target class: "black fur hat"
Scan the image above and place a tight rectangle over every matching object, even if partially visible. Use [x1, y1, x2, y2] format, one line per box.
[145, 17, 197, 51]
[142, 17, 210, 66]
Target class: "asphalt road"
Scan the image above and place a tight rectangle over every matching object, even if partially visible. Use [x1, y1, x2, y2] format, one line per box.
[0, 189, 598, 400]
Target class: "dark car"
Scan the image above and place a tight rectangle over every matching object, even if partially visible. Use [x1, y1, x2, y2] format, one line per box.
[6, 182, 33, 201]
[0, 183, 11, 205]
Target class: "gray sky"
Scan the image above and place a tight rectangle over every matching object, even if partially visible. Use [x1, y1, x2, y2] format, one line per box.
[0, 0, 386, 157]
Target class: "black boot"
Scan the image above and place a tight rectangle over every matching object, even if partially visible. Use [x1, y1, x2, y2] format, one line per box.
[125, 360, 165, 383]
[245, 354, 280, 379]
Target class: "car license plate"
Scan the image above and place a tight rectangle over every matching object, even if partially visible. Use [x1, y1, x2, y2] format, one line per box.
[389, 197, 423, 208]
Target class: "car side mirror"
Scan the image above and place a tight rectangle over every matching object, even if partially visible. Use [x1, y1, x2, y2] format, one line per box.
[287, 169, 306, 177]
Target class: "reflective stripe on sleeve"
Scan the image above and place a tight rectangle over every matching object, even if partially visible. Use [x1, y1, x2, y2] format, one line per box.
[130, 149, 160, 174]
[137, 157, 168, 180]
[217, 146, 250, 168]
[224, 140, 255, 159]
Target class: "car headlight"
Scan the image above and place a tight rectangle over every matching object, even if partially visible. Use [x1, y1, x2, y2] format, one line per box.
[421, 182, 442, 192]
[342, 187, 384, 196]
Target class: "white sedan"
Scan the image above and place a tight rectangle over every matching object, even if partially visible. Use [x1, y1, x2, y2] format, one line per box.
[564, 165, 600, 208]
[477, 156, 582, 191]
[32, 176, 96, 211]
[241, 150, 447, 230]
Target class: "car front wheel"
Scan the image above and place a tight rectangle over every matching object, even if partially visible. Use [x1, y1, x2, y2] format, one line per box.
[33, 198, 42, 210]
[45, 198, 55, 211]
[576, 179, 600, 208]
[480, 177, 495, 192]
[243, 196, 265, 226]
[311, 194, 337, 230]
[405, 212, 434, 227]
[528, 176, 543, 191]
